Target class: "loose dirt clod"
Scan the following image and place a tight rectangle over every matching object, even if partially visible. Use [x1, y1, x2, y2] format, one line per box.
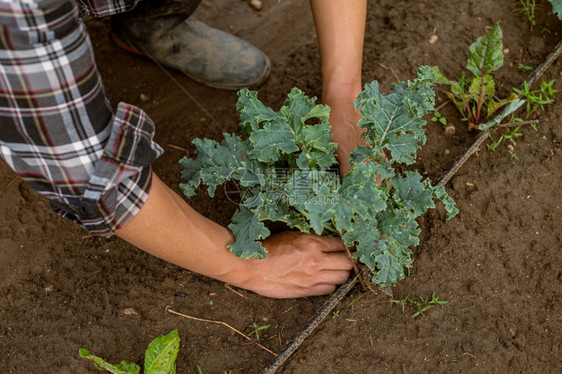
[119, 308, 141, 319]
[249, 0, 262, 10]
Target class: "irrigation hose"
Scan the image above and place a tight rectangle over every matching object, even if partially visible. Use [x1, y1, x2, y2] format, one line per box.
[262, 37, 562, 374]
[261, 274, 360, 374]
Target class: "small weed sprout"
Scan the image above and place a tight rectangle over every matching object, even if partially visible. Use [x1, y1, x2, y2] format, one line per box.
[248, 322, 270, 341]
[431, 110, 448, 125]
[487, 116, 525, 157]
[487, 78, 557, 158]
[390, 291, 448, 318]
[346, 294, 363, 310]
[514, 0, 540, 27]
[513, 79, 558, 118]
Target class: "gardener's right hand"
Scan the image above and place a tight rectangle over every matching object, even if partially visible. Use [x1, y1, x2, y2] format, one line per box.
[234, 231, 353, 299]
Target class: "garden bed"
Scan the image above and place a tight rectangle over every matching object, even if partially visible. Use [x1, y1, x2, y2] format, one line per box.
[1, 0, 561, 372]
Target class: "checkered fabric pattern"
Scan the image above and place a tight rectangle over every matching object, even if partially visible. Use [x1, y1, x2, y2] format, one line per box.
[0, 0, 163, 235]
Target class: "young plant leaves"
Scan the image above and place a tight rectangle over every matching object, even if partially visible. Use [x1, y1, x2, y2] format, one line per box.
[436, 24, 516, 129]
[228, 206, 270, 259]
[79, 330, 180, 374]
[144, 329, 181, 374]
[79, 349, 140, 374]
[466, 23, 503, 77]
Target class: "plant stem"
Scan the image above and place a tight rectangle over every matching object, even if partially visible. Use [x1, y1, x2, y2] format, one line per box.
[475, 80, 485, 125]
[460, 95, 476, 125]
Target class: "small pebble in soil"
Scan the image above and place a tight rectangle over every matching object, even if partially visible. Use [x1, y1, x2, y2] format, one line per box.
[429, 35, 438, 44]
[503, 48, 510, 55]
[444, 124, 455, 135]
[119, 308, 141, 319]
[140, 93, 149, 102]
[249, 0, 262, 10]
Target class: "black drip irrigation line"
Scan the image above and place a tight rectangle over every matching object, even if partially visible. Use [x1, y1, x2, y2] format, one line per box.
[261, 38, 562, 374]
[261, 274, 360, 374]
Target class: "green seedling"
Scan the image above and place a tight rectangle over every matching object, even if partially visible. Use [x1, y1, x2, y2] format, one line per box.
[431, 110, 448, 125]
[332, 310, 341, 319]
[517, 63, 534, 71]
[390, 291, 448, 318]
[389, 291, 412, 314]
[487, 114, 526, 158]
[514, 0, 540, 27]
[513, 79, 557, 118]
[346, 294, 363, 310]
[411, 292, 448, 318]
[248, 323, 270, 341]
[486, 78, 557, 157]
[180, 67, 457, 287]
[436, 23, 557, 159]
[79, 330, 180, 374]
[197, 366, 203, 374]
[434, 23, 520, 131]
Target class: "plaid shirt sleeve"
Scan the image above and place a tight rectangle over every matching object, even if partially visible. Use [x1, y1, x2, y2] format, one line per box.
[0, 0, 164, 236]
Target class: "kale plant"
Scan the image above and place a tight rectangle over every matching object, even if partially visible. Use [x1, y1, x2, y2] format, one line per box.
[548, 0, 562, 19]
[180, 66, 457, 287]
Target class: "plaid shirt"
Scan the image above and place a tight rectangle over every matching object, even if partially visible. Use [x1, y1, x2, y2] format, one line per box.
[0, 0, 164, 235]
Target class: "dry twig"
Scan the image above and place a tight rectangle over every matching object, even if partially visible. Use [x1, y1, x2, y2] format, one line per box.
[225, 284, 247, 298]
[166, 307, 277, 356]
[166, 144, 189, 153]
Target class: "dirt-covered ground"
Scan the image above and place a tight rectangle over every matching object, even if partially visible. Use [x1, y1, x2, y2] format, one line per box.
[1, 0, 561, 373]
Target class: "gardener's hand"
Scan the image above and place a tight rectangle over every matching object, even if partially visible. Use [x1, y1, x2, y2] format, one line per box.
[236, 231, 353, 298]
[117, 174, 352, 300]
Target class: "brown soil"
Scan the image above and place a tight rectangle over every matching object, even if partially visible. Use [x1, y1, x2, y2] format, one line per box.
[1, 0, 561, 373]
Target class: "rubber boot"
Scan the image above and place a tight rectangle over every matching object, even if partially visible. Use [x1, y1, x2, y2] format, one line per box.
[111, 0, 271, 89]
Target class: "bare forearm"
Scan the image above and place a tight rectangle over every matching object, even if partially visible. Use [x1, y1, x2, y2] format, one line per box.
[310, 0, 367, 98]
[114, 173, 352, 298]
[310, 0, 367, 175]
[115, 173, 249, 285]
